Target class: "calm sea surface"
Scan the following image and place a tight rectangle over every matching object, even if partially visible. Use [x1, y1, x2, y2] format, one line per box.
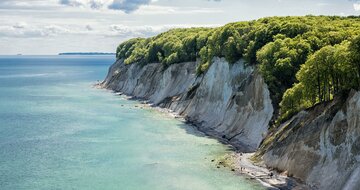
[0, 55, 264, 190]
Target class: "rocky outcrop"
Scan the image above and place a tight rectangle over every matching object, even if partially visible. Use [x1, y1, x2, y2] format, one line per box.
[102, 57, 273, 152]
[260, 90, 360, 190]
[102, 56, 360, 190]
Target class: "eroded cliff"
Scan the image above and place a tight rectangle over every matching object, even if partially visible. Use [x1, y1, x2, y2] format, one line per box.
[102, 56, 360, 190]
[258, 90, 360, 190]
[102, 57, 273, 152]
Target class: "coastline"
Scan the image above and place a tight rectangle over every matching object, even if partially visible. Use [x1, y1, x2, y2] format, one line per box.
[95, 83, 310, 190]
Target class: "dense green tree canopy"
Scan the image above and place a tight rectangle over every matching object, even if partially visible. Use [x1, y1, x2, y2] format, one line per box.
[279, 41, 359, 121]
[115, 16, 360, 121]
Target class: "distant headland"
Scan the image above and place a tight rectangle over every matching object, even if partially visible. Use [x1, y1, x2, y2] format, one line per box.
[59, 52, 115, 55]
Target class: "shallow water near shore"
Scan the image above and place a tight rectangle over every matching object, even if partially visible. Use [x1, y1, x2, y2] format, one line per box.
[0, 55, 265, 190]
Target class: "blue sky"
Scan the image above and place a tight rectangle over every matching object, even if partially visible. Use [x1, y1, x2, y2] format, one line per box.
[0, 0, 359, 55]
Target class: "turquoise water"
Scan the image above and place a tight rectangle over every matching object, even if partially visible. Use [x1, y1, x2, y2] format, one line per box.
[0, 56, 264, 190]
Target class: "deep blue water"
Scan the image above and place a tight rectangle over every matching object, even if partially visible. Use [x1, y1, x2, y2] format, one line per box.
[0, 55, 264, 190]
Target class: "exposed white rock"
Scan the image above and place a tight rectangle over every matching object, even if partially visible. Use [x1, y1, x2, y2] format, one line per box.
[104, 57, 360, 190]
[102, 57, 273, 152]
[261, 90, 360, 190]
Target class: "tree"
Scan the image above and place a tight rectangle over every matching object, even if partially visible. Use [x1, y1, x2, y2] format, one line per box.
[349, 36, 360, 88]
[280, 42, 359, 120]
[114, 16, 360, 120]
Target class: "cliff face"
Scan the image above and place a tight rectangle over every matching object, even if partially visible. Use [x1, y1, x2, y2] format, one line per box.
[260, 90, 360, 190]
[102, 57, 360, 190]
[102, 57, 273, 152]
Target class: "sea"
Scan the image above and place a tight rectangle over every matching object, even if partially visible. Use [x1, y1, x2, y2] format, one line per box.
[0, 55, 265, 190]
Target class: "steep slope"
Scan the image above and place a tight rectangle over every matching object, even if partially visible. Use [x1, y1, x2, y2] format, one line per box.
[102, 57, 273, 152]
[103, 15, 360, 190]
[257, 90, 360, 190]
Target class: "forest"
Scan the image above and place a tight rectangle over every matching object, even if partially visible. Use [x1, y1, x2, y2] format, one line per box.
[115, 16, 360, 122]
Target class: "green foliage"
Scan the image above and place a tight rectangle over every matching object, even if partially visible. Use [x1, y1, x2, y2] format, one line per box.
[257, 37, 312, 105]
[116, 28, 213, 66]
[115, 16, 360, 121]
[279, 41, 360, 120]
[117, 16, 360, 68]
[349, 35, 360, 87]
[116, 38, 145, 60]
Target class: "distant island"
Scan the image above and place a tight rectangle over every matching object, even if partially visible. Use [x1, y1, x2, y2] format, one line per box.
[59, 52, 115, 55]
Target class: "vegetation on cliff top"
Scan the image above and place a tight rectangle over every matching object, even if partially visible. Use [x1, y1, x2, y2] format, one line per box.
[278, 39, 360, 122]
[115, 16, 360, 122]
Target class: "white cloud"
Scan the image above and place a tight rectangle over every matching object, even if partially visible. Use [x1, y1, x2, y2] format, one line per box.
[0, 0, 222, 15]
[0, 23, 76, 38]
[13, 22, 27, 29]
[317, 2, 330, 7]
[108, 24, 161, 37]
[0, 21, 216, 39]
[135, 5, 223, 15]
[59, 0, 107, 9]
[354, 3, 360, 11]
[0, 0, 59, 10]
[108, 0, 151, 13]
[58, 0, 155, 13]
[86, 25, 94, 31]
[1, 0, 359, 55]
[106, 24, 217, 38]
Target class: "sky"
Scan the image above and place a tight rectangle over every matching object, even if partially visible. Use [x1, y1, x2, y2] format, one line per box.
[0, 0, 359, 55]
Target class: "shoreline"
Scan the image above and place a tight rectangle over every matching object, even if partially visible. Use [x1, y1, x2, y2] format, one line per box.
[95, 84, 310, 190]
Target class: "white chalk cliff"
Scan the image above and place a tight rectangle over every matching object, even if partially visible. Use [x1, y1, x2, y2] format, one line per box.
[102, 57, 273, 152]
[102, 58, 360, 190]
[260, 90, 360, 190]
